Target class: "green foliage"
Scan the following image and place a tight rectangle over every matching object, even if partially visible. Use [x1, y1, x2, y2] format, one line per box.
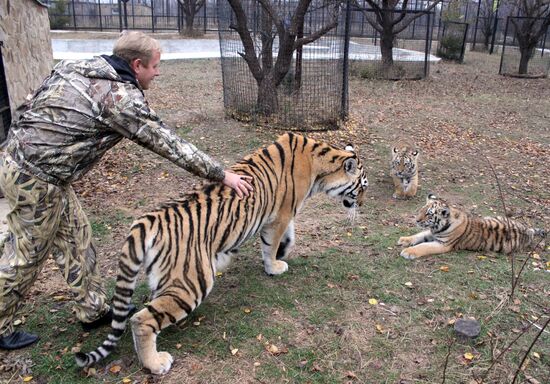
[438, 34, 465, 61]
[49, 0, 71, 30]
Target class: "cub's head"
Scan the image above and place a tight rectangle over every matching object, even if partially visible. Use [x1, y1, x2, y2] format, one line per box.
[322, 144, 369, 211]
[416, 194, 451, 232]
[391, 143, 419, 180]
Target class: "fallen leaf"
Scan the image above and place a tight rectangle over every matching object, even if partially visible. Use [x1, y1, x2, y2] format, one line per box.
[375, 324, 384, 333]
[440, 266, 450, 272]
[464, 352, 474, 361]
[122, 378, 132, 384]
[109, 365, 122, 374]
[230, 348, 239, 356]
[22, 377, 33, 382]
[368, 298, 378, 305]
[243, 308, 251, 314]
[532, 352, 540, 359]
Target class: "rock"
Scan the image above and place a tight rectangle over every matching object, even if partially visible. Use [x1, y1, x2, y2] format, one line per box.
[454, 318, 481, 339]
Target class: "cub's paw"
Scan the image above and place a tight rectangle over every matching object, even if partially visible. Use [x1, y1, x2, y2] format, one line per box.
[400, 248, 418, 260]
[397, 237, 413, 247]
[265, 260, 288, 276]
[145, 351, 174, 375]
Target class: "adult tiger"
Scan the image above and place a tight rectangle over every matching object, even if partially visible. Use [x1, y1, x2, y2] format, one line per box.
[390, 139, 419, 199]
[75, 132, 369, 374]
[398, 194, 546, 260]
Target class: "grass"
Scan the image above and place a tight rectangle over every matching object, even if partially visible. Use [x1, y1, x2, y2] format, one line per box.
[2, 51, 548, 384]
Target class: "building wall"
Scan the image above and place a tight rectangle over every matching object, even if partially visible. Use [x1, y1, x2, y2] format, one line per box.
[0, 0, 53, 113]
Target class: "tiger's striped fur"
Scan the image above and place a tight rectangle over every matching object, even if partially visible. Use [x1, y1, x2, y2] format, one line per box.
[75, 133, 369, 374]
[398, 194, 546, 260]
[390, 140, 419, 199]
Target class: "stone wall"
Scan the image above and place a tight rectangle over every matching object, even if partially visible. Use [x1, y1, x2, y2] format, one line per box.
[0, 0, 53, 114]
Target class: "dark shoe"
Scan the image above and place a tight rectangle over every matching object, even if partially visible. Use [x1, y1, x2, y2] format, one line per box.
[80, 304, 137, 331]
[0, 331, 39, 350]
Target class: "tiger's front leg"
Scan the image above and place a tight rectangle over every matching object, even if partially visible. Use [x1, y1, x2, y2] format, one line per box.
[260, 222, 291, 275]
[400, 242, 452, 260]
[398, 230, 434, 247]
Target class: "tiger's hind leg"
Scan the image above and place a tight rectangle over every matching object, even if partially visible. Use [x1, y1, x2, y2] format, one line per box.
[130, 291, 204, 374]
[276, 220, 295, 260]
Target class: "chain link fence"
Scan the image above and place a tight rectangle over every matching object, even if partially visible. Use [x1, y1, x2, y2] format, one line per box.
[217, 0, 348, 130]
[499, 16, 550, 78]
[437, 21, 469, 63]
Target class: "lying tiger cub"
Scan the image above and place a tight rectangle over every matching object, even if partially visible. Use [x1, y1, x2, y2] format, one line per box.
[75, 133, 369, 375]
[398, 194, 545, 260]
[390, 139, 419, 199]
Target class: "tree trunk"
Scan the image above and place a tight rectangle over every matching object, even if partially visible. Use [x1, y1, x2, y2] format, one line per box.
[380, 29, 394, 71]
[518, 46, 534, 75]
[256, 76, 278, 116]
[184, 13, 195, 36]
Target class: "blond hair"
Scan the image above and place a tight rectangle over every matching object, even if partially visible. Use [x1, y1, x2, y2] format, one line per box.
[113, 31, 161, 65]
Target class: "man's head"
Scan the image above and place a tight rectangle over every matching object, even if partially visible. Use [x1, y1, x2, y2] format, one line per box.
[113, 31, 161, 90]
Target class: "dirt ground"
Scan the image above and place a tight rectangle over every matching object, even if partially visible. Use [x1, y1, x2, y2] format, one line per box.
[0, 38, 549, 383]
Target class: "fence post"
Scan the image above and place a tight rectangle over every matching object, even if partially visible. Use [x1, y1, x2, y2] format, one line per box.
[423, 11, 431, 78]
[72, 0, 77, 31]
[490, 0, 500, 54]
[341, 0, 352, 121]
[472, 0, 481, 50]
[118, 0, 123, 32]
[98, 0, 103, 31]
[152, 0, 156, 33]
[498, 16, 509, 75]
[461, 23, 469, 62]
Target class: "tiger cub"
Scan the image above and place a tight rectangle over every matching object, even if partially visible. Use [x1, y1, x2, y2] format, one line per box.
[398, 194, 546, 260]
[75, 133, 369, 374]
[390, 140, 419, 199]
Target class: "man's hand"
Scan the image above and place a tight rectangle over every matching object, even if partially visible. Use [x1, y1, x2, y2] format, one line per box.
[223, 170, 253, 198]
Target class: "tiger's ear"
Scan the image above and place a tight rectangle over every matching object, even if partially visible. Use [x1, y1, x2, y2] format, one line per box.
[345, 144, 355, 153]
[344, 157, 358, 174]
[412, 150, 419, 157]
[441, 207, 450, 217]
[392, 146, 398, 153]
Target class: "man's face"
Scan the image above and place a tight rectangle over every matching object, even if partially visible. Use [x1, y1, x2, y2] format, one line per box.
[132, 50, 161, 90]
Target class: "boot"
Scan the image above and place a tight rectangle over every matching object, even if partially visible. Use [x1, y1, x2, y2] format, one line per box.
[0, 331, 39, 350]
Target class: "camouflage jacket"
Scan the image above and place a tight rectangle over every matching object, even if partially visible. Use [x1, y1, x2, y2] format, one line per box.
[3, 55, 225, 186]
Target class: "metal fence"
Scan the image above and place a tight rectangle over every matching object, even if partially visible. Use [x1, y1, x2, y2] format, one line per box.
[47, 0, 219, 33]
[347, 6, 434, 80]
[437, 21, 469, 63]
[499, 16, 550, 78]
[217, 0, 348, 130]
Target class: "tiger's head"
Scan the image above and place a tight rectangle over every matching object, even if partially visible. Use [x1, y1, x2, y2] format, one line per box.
[321, 144, 369, 211]
[416, 194, 452, 232]
[391, 144, 419, 187]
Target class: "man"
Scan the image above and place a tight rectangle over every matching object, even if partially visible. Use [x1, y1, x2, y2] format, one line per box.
[0, 31, 252, 350]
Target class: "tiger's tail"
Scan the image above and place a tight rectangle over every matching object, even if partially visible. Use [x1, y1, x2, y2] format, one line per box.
[75, 220, 149, 368]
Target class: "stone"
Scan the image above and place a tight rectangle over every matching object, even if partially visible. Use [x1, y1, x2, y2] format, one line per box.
[454, 318, 481, 339]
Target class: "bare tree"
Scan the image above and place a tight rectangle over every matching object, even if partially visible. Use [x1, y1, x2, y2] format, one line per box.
[178, 0, 205, 36]
[354, 0, 443, 72]
[226, 0, 341, 116]
[476, 0, 499, 50]
[505, 0, 550, 74]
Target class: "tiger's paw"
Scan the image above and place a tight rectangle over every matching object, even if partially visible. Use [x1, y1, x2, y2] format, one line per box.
[400, 248, 418, 260]
[397, 237, 413, 247]
[265, 260, 288, 275]
[145, 351, 174, 375]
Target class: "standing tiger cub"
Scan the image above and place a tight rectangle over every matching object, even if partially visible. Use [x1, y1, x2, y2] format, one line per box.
[398, 194, 546, 260]
[390, 140, 419, 199]
[75, 133, 369, 374]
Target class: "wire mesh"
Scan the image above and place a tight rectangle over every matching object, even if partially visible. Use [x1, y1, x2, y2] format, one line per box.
[437, 21, 468, 63]
[347, 5, 434, 80]
[217, 0, 347, 130]
[499, 16, 550, 78]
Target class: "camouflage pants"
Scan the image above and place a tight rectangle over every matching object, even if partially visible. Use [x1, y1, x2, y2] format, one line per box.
[0, 154, 109, 337]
